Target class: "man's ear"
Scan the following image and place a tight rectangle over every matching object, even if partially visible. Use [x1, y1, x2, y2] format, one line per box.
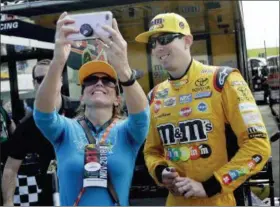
[184, 35, 193, 49]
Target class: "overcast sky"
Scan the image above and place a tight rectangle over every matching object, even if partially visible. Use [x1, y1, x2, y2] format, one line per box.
[242, 1, 279, 49]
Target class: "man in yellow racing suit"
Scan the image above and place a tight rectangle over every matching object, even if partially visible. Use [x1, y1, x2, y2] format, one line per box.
[135, 13, 271, 206]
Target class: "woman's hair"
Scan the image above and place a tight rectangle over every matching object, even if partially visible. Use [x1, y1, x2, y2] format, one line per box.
[75, 100, 125, 120]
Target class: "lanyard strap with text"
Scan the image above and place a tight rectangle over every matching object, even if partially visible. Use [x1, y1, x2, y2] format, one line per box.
[74, 118, 118, 206]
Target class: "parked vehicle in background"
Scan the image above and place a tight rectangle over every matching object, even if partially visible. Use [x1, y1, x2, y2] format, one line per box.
[266, 55, 280, 122]
[247, 57, 269, 103]
[267, 56, 280, 103]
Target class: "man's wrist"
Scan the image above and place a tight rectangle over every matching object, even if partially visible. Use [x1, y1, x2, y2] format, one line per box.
[155, 165, 168, 183]
[201, 175, 222, 197]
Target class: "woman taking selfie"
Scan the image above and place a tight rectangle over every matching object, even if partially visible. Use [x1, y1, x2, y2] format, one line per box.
[33, 12, 149, 206]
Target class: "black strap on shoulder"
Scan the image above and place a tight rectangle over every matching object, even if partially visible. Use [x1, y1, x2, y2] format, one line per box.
[213, 66, 234, 92]
[78, 119, 96, 144]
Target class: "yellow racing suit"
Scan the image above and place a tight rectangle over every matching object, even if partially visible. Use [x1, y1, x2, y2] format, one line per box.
[144, 59, 271, 206]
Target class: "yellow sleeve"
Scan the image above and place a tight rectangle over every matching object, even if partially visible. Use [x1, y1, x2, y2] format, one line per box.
[143, 106, 169, 186]
[213, 71, 271, 193]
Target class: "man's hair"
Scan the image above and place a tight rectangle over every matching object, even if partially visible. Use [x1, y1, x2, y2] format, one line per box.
[32, 59, 52, 80]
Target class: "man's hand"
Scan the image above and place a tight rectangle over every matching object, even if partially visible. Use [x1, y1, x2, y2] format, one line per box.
[173, 177, 207, 199]
[161, 167, 181, 195]
[3, 201, 14, 206]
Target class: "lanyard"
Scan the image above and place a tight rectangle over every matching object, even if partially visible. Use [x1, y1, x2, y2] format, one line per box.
[74, 188, 85, 206]
[82, 118, 117, 145]
[99, 118, 118, 145]
[74, 118, 118, 206]
[74, 175, 120, 206]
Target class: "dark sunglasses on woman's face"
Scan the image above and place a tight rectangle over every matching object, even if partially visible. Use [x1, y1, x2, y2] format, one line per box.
[83, 75, 116, 88]
[148, 33, 184, 49]
[34, 76, 45, 84]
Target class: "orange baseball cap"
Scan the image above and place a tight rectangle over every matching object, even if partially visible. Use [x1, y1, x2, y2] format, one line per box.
[78, 60, 118, 85]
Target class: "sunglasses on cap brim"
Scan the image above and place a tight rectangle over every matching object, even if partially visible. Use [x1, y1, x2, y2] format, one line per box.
[83, 75, 117, 88]
[148, 33, 184, 49]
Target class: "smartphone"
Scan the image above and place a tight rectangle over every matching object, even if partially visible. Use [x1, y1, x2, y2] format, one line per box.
[67, 11, 113, 41]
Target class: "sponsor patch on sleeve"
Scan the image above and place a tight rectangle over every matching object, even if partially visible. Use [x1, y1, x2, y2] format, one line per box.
[242, 112, 262, 125]
[236, 86, 255, 102]
[247, 125, 267, 139]
[231, 80, 247, 87]
[222, 155, 262, 185]
[239, 102, 258, 112]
